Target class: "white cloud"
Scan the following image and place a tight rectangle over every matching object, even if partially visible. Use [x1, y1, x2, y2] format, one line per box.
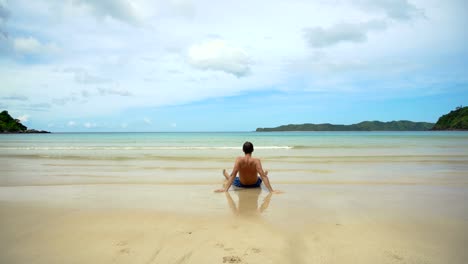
[13, 36, 59, 55]
[0, 1, 9, 37]
[1, 0, 466, 131]
[83, 122, 96, 128]
[72, 0, 142, 25]
[170, 0, 195, 18]
[120, 122, 128, 128]
[188, 39, 252, 77]
[67, 121, 76, 127]
[17, 114, 29, 123]
[303, 20, 387, 48]
[98, 87, 132, 96]
[143, 117, 152, 125]
[0, 1, 8, 21]
[52, 95, 79, 106]
[13, 37, 41, 53]
[170, 122, 177, 127]
[81, 90, 91, 98]
[63, 68, 111, 85]
[2, 95, 28, 101]
[352, 0, 424, 21]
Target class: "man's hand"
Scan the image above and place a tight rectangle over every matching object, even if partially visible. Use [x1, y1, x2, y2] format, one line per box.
[214, 189, 226, 193]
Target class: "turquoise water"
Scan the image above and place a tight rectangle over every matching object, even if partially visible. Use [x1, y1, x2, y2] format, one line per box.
[2, 131, 468, 150]
[1, 131, 467, 187]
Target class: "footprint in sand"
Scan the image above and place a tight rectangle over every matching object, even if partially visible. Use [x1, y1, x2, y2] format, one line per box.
[115, 241, 130, 255]
[216, 243, 234, 252]
[215, 242, 224, 248]
[385, 250, 404, 262]
[251, 248, 261, 253]
[223, 256, 242, 263]
[119, 248, 130, 254]
[116, 241, 128, 247]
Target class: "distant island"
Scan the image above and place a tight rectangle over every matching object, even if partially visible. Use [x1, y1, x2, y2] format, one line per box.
[257, 106, 468, 132]
[256, 120, 435, 132]
[0, 110, 50, 133]
[432, 106, 468, 130]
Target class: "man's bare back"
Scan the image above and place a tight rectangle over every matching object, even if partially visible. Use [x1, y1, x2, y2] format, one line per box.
[234, 155, 262, 185]
[214, 141, 280, 193]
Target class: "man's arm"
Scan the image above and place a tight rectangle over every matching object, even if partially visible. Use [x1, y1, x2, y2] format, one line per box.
[256, 159, 281, 193]
[215, 158, 239, 192]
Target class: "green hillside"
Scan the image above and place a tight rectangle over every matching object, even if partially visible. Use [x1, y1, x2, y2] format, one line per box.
[256, 120, 435, 132]
[0, 110, 50, 133]
[432, 106, 468, 130]
[0, 110, 27, 132]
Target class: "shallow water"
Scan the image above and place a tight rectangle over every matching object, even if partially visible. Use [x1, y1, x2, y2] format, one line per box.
[1, 132, 467, 186]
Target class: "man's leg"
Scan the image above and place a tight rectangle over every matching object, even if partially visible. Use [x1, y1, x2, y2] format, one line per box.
[222, 169, 230, 180]
[222, 169, 230, 188]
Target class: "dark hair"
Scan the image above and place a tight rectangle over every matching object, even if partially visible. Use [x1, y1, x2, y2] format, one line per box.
[243, 141, 254, 154]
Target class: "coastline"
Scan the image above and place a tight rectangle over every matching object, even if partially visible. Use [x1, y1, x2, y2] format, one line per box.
[0, 130, 51, 134]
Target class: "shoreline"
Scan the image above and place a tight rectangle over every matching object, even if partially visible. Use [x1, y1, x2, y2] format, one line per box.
[0, 130, 51, 134]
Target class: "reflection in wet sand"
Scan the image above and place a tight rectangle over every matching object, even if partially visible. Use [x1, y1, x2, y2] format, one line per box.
[224, 189, 272, 217]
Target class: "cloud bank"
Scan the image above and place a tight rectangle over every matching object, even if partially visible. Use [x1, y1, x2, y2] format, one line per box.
[352, 0, 424, 21]
[13, 36, 59, 55]
[0, 0, 466, 131]
[72, 0, 141, 25]
[303, 20, 387, 48]
[188, 39, 252, 77]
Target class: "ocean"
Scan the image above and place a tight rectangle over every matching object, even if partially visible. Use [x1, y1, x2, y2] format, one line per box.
[1, 131, 468, 187]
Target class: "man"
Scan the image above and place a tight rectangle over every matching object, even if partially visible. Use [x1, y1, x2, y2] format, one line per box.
[215, 141, 281, 193]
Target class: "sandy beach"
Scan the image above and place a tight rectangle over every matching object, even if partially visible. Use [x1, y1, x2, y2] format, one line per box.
[1, 183, 467, 264]
[1, 132, 468, 263]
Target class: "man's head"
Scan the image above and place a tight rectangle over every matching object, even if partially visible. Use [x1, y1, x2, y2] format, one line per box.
[243, 141, 254, 154]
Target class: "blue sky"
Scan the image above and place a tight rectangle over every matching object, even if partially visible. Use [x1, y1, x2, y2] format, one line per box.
[1, 0, 467, 132]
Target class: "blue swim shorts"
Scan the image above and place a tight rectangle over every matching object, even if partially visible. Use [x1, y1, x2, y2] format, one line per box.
[233, 177, 262, 188]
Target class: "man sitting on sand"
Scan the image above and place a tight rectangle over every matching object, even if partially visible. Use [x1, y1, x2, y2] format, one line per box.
[215, 141, 281, 193]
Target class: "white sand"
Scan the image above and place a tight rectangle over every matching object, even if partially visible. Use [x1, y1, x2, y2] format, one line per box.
[1, 183, 467, 264]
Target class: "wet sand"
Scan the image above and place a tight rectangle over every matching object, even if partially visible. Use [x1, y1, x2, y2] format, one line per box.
[1, 182, 467, 264]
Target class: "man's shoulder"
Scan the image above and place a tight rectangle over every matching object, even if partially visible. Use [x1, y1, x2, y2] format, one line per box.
[250, 157, 261, 163]
[236, 156, 261, 163]
[236, 156, 260, 161]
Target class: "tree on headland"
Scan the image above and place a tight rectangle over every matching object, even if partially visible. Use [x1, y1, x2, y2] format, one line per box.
[432, 106, 468, 130]
[0, 110, 27, 132]
[0, 110, 50, 133]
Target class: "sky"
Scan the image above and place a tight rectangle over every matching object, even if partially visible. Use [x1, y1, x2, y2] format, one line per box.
[0, 0, 467, 132]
